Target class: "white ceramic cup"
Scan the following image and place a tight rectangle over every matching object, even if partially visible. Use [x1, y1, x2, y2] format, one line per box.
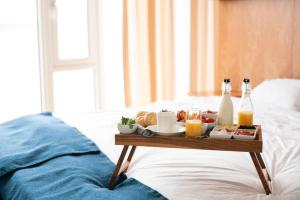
[157, 111, 177, 133]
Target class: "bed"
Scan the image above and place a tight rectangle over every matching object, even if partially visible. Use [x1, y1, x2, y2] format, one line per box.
[56, 79, 300, 200]
[0, 79, 300, 200]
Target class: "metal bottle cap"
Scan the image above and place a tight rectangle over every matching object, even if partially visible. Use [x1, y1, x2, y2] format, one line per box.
[224, 79, 231, 83]
[243, 78, 250, 83]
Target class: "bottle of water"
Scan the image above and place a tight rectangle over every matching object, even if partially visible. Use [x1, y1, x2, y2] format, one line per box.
[217, 79, 233, 126]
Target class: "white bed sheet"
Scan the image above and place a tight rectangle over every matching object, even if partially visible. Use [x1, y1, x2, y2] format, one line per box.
[57, 96, 300, 200]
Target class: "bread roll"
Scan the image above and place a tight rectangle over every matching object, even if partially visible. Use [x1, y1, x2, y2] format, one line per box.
[136, 111, 148, 118]
[136, 116, 146, 127]
[144, 112, 157, 126]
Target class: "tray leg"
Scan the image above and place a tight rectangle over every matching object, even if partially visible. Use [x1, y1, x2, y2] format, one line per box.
[108, 145, 136, 190]
[249, 152, 271, 195]
[121, 146, 136, 174]
[255, 153, 271, 181]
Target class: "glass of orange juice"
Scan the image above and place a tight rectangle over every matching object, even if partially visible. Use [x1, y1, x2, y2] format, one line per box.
[185, 109, 202, 137]
[237, 111, 253, 126]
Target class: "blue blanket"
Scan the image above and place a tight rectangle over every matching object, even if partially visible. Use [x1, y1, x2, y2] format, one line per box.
[0, 113, 166, 200]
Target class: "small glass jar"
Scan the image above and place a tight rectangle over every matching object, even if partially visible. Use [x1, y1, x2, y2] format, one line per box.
[238, 78, 254, 126]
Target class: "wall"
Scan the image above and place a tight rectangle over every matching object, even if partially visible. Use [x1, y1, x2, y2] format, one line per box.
[214, 0, 300, 94]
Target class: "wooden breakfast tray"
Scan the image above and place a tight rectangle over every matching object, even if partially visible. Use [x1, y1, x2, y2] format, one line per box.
[109, 125, 271, 195]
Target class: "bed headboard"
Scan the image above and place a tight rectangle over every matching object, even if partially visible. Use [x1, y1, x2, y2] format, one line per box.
[214, 0, 300, 95]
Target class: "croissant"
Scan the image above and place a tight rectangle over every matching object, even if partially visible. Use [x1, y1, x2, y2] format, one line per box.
[136, 116, 146, 127]
[136, 111, 148, 118]
[144, 112, 157, 126]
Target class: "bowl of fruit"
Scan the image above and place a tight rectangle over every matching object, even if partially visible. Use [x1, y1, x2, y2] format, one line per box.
[202, 110, 218, 120]
[118, 117, 137, 134]
[201, 113, 217, 131]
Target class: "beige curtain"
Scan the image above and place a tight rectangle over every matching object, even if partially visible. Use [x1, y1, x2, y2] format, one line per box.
[190, 0, 210, 96]
[123, 0, 212, 107]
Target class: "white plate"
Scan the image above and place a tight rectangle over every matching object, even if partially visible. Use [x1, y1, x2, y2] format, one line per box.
[147, 125, 185, 136]
[176, 121, 185, 127]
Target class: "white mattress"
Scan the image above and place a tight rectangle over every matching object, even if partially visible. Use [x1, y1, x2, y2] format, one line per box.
[57, 96, 300, 200]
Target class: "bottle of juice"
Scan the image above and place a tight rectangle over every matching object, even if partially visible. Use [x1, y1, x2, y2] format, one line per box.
[238, 78, 253, 126]
[218, 79, 233, 126]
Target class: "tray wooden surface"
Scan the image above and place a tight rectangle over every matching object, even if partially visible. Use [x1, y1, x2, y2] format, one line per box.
[115, 125, 262, 153]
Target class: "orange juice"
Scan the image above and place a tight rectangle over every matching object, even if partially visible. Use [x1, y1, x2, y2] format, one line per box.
[237, 111, 253, 126]
[185, 120, 202, 137]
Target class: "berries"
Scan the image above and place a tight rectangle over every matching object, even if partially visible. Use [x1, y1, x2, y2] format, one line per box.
[201, 116, 215, 123]
[235, 130, 255, 136]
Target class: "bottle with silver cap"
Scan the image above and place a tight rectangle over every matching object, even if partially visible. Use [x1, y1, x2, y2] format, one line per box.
[237, 78, 254, 126]
[217, 79, 234, 126]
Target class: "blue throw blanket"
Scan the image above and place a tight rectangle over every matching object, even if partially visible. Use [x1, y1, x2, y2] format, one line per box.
[0, 113, 166, 200]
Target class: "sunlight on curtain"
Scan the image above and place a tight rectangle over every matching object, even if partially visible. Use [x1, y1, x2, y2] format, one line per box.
[126, 0, 152, 106]
[174, 0, 190, 99]
[155, 0, 175, 101]
[0, 0, 41, 122]
[190, 0, 215, 95]
[123, 0, 211, 107]
[100, 0, 125, 110]
[124, 0, 177, 107]
[206, 0, 215, 92]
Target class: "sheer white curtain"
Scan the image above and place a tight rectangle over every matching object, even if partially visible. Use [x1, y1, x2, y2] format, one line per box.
[99, 0, 125, 110]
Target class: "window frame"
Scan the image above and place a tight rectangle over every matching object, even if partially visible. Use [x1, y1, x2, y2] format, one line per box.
[38, 0, 103, 112]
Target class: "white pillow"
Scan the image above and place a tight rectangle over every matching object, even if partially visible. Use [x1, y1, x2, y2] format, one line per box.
[252, 79, 300, 111]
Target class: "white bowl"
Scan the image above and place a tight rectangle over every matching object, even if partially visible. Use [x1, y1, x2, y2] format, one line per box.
[202, 112, 218, 121]
[204, 122, 216, 131]
[202, 123, 208, 134]
[117, 124, 137, 134]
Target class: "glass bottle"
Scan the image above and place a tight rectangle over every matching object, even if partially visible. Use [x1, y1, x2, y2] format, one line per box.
[217, 79, 234, 126]
[237, 78, 254, 126]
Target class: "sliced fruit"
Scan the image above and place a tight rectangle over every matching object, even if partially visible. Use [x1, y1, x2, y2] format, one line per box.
[177, 110, 186, 121]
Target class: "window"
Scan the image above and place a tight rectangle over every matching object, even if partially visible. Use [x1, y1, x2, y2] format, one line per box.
[39, 0, 101, 113]
[56, 0, 89, 60]
[0, 0, 41, 121]
[53, 69, 95, 113]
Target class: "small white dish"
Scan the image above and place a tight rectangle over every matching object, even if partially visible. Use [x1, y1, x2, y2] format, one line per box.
[210, 131, 232, 139]
[147, 124, 185, 136]
[233, 129, 257, 140]
[202, 112, 218, 120]
[117, 124, 137, 134]
[233, 134, 256, 140]
[210, 126, 233, 139]
[201, 123, 208, 134]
